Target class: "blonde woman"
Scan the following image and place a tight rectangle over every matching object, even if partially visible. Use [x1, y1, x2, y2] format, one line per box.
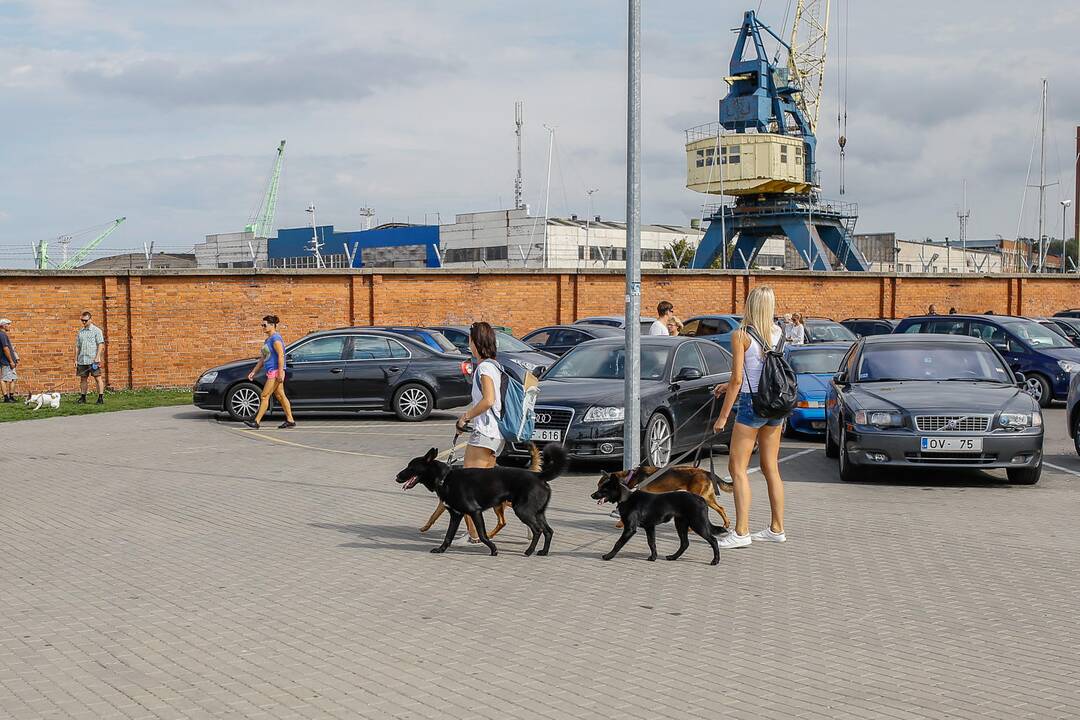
[712, 286, 786, 547]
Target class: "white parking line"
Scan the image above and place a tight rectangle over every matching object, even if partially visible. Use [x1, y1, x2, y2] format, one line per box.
[1044, 461, 1079, 479]
[721, 447, 819, 481]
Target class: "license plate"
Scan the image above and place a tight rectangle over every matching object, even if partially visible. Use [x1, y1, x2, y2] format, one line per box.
[534, 429, 562, 442]
[811, 421, 826, 429]
[921, 437, 982, 453]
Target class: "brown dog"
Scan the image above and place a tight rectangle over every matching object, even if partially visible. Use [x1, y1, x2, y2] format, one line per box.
[601, 464, 734, 529]
[419, 444, 541, 539]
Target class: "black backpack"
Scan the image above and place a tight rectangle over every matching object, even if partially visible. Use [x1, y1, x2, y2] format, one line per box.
[743, 326, 798, 420]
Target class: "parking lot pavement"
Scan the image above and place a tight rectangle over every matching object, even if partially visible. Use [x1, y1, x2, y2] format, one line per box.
[1, 407, 1078, 720]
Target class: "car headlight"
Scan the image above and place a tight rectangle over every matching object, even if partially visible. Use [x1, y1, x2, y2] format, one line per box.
[583, 406, 624, 423]
[795, 399, 825, 409]
[854, 410, 904, 428]
[198, 371, 219, 385]
[998, 412, 1030, 428]
[1058, 360, 1078, 374]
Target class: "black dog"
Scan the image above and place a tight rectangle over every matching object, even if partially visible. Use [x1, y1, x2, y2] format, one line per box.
[396, 444, 568, 556]
[591, 472, 723, 565]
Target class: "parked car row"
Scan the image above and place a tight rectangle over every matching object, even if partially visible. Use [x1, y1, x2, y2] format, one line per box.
[193, 310, 1080, 472]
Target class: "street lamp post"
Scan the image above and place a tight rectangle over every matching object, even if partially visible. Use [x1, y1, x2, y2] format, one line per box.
[624, 0, 642, 470]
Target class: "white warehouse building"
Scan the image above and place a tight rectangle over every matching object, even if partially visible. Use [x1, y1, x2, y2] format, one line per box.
[438, 208, 704, 270]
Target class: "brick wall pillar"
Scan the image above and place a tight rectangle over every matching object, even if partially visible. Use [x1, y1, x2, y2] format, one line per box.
[128, 276, 142, 387]
[101, 276, 132, 389]
[368, 275, 382, 325]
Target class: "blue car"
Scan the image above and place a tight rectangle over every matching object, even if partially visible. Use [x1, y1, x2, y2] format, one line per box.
[783, 343, 853, 437]
[680, 314, 743, 353]
[893, 314, 1080, 407]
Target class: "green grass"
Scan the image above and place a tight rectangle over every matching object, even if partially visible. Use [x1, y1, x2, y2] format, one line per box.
[0, 388, 192, 423]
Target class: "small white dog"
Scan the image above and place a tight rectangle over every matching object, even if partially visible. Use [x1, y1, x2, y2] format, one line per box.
[25, 392, 61, 411]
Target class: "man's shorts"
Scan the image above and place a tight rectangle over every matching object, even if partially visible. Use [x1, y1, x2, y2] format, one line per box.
[76, 364, 102, 378]
[1, 366, 15, 382]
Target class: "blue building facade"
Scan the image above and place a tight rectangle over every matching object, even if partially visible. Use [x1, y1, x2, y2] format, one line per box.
[269, 224, 440, 268]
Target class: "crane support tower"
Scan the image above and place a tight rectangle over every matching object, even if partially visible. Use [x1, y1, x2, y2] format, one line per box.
[245, 140, 286, 239]
[687, 8, 868, 271]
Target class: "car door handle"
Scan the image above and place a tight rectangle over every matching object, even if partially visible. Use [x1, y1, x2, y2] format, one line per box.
[330, 368, 344, 374]
[387, 366, 402, 373]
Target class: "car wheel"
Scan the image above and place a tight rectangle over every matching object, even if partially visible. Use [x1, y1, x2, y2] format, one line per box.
[838, 426, 861, 482]
[824, 417, 839, 458]
[1024, 373, 1052, 408]
[226, 383, 262, 422]
[393, 383, 433, 422]
[1074, 412, 1080, 456]
[1006, 462, 1042, 485]
[644, 413, 673, 467]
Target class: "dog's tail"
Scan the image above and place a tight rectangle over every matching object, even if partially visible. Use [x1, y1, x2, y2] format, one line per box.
[537, 443, 569, 483]
[707, 470, 735, 495]
[527, 443, 542, 472]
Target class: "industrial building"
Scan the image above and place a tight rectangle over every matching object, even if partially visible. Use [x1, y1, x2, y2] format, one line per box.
[79, 252, 197, 270]
[437, 208, 704, 270]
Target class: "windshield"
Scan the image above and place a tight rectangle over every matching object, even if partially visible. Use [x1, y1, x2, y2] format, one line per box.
[495, 332, 535, 352]
[807, 321, 857, 342]
[1003, 319, 1073, 349]
[856, 344, 1012, 383]
[546, 345, 671, 380]
[788, 348, 849, 375]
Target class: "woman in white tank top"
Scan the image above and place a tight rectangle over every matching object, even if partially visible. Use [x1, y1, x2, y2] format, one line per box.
[712, 286, 788, 548]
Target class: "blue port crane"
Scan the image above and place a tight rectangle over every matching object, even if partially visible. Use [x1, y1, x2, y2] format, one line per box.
[245, 140, 286, 239]
[686, 6, 868, 271]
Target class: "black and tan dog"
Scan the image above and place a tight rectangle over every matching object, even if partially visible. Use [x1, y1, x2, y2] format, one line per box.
[603, 464, 734, 529]
[591, 472, 722, 565]
[396, 443, 568, 556]
[418, 444, 541, 539]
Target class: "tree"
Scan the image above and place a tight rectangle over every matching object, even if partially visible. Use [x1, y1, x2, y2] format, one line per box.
[662, 237, 695, 268]
[662, 237, 728, 269]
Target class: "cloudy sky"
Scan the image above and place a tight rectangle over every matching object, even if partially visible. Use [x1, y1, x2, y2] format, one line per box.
[1, 0, 1078, 263]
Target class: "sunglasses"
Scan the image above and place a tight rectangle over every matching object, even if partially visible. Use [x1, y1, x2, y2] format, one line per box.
[81, 318, 90, 322]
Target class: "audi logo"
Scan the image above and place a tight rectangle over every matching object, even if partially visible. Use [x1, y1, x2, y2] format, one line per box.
[535, 413, 553, 424]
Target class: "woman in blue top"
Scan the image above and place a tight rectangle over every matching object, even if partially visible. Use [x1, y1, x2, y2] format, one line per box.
[244, 314, 296, 429]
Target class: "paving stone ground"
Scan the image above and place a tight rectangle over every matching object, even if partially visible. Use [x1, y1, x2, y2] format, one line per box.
[1, 405, 1078, 719]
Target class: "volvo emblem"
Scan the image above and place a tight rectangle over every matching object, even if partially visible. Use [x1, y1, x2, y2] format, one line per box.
[535, 412, 553, 425]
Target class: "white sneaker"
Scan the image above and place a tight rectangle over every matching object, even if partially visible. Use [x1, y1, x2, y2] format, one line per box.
[751, 527, 786, 543]
[718, 532, 752, 549]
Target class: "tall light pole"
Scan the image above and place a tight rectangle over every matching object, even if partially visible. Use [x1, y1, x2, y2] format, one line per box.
[624, 0, 642, 470]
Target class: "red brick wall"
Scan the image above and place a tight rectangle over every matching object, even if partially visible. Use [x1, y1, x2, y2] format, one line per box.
[1, 269, 1078, 391]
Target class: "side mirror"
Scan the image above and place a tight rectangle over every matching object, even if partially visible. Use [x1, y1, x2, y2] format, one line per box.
[285, 353, 295, 362]
[533, 366, 547, 378]
[674, 367, 703, 382]
[1014, 371, 1026, 388]
[833, 372, 848, 385]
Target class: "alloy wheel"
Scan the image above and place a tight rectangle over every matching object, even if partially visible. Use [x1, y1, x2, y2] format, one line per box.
[231, 387, 260, 420]
[1024, 376, 1044, 402]
[645, 415, 673, 467]
[398, 387, 430, 419]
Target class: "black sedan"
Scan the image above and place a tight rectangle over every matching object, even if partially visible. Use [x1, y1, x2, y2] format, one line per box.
[193, 328, 473, 422]
[521, 324, 623, 357]
[506, 336, 735, 466]
[429, 325, 558, 382]
[825, 335, 1043, 484]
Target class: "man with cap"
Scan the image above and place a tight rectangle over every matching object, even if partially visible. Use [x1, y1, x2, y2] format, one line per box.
[0, 319, 17, 402]
[75, 311, 105, 404]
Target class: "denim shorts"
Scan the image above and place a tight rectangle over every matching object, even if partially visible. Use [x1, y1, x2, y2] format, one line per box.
[735, 392, 784, 429]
